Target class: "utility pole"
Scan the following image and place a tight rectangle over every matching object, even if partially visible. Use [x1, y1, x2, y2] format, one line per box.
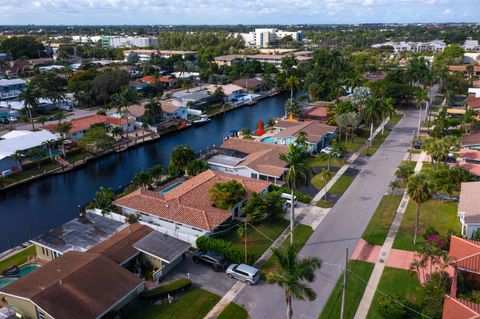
[244, 218, 248, 264]
[340, 248, 348, 319]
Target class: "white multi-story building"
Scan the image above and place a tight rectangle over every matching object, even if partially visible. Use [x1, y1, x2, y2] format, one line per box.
[123, 49, 198, 62]
[372, 40, 446, 53]
[462, 39, 480, 52]
[239, 28, 303, 48]
[101, 36, 158, 48]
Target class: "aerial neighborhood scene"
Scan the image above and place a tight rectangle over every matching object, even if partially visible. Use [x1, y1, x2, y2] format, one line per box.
[2, 1, 480, 319]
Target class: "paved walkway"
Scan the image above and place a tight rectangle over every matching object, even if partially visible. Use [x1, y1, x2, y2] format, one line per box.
[353, 151, 426, 319]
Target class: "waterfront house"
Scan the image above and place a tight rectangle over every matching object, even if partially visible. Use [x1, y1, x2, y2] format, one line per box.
[0, 251, 145, 319]
[113, 169, 270, 246]
[208, 138, 289, 184]
[160, 99, 188, 120]
[302, 102, 331, 122]
[0, 79, 27, 100]
[232, 78, 264, 93]
[458, 182, 480, 237]
[44, 115, 134, 141]
[443, 236, 480, 319]
[140, 75, 177, 89]
[0, 130, 59, 176]
[266, 119, 337, 153]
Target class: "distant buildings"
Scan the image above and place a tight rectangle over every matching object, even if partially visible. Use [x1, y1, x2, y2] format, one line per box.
[214, 51, 313, 69]
[101, 35, 158, 49]
[123, 50, 198, 62]
[461, 38, 480, 52]
[239, 28, 303, 48]
[372, 40, 446, 53]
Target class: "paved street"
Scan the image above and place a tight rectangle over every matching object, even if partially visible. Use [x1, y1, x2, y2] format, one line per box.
[233, 109, 419, 319]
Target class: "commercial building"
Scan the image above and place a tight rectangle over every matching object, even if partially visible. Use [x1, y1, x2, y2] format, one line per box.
[239, 28, 303, 48]
[208, 138, 289, 184]
[123, 50, 198, 62]
[114, 169, 270, 245]
[372, 40, 446, 53]
[101, 36, 158, 49]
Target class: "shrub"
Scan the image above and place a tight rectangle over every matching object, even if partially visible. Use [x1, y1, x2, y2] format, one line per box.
[269, 185, 312, 204]
[141, 278, 192, 300]
[196, 236, 254, 264]
[422, 227, 439, 241]
[378, 296, 408, 319]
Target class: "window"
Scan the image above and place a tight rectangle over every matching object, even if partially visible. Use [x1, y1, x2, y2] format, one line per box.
[38, 311, 46, 319]
[41, 247, 45, 255]
[45, 249, 49, 257]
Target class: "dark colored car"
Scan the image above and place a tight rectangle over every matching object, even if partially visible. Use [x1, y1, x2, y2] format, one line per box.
[192, 251, 229, 272]
[413, 140, 423, 149]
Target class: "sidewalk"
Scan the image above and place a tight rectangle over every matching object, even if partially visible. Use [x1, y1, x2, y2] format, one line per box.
[353, 151, 426, 319]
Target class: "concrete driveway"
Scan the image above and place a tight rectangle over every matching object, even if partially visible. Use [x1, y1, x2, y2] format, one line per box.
[161, 251, 235, 296]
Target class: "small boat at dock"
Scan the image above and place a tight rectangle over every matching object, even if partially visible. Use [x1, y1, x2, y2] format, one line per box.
[192, 115, 211, 126]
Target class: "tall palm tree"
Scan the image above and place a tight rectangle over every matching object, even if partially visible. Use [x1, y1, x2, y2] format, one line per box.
[267, 244, 322, 319]
[284, 76, 300, 118]
[407, 174, 435, 245]
[144, 98, 163, 125]
[13, 151, 23, 170]
[279, 144, 313, 243]
[320, 168, 334, 201]
[42, 139, 57, 162]
[363, 96, 382, 148]
[380, 98, 396, 135]
[414, 89, 429, 137]
[209, 180, 247, 211]
[19, 86, 39, 131]
[111, 86, 131, 113]
[56, 122, 72, 158]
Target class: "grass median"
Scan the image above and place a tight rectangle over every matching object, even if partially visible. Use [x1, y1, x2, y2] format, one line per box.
[362, 195, 403, 246]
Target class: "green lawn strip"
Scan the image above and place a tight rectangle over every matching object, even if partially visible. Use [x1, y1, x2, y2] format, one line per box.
[311, 174, 328, 190]
[3, 162, 61, 185]
[306, 156, 345, 168]
[0, 246, 36, 274]
[316, 199, 334, 208]
[362, 195, 403, 246]
[260, 224, 313, 279]
[66, 152, 87, 164]
[126, 287, 220, 319]
[366, 267, 424, 319]
[222, 218, 290, 262]
[204, 104, 234, 116]
[345, 128, 370, 154]
[407, 148, 422, 154]
[363, 128, 391, 156]
[329, 175, 354, 196]
[392, 199, 460, 252]
[319, 260, 374, 319]
[386, 114, 403, 126]
[217, 302, 248, 319]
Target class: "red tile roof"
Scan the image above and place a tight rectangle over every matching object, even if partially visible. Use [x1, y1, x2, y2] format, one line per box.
[450, 236, 480, 261]
[44, 115, 133, 134]
[140, 76, 175, 84]
[443, 295, 480, 319]
[468, 96, 480, 109]
[303, 106, 328, 120]
[114, 170, 270, 231]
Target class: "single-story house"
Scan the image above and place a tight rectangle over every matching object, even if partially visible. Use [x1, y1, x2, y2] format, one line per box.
[175, 91, 215, 108]
[0, 251, 145, 319]
[462, 127, 480, 149]
[268, 119, 337, 153]
[0, 130, 59, 176]
[161, 99, 188, 120]
[44, 115, 134, 140]
[208, 138, 289, 184]
[213, 55, 244, 67]
[140, 76, 177, 89]
[113, 169, 270, 246]
[302, 105, 329, 122]
[232, 78, 264, 93]
[204, 84, 244, 102]
[0, 79, 27, 99]
[443, 236, 480, 319]
[458, 182, 480, 237]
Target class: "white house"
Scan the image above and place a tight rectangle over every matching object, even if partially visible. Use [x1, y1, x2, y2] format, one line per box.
[113, 170, 270, 246]
[0, 79, 27, 99]
[458, 182, 480, 237]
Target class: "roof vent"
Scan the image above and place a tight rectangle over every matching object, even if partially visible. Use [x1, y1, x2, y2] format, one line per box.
[166, 204, 169, 208]
[59, 280, 63, 286]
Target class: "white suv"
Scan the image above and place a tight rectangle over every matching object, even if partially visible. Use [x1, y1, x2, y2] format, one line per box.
[226, 263, 260, 285]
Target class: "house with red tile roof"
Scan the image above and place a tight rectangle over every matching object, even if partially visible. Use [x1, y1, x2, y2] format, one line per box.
[443, 236, 480, 319]
[44, 115, 134, 140]
[140, 75, 177, 89]
[458, 182, 480, 237]
[113, 169, 270, 245]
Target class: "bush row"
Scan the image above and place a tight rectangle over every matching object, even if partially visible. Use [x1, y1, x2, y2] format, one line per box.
[196, 236, 254, 264]
[141, 278, 192, 300]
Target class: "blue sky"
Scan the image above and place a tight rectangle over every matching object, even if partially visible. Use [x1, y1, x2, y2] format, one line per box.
[1, 0, 479, 25]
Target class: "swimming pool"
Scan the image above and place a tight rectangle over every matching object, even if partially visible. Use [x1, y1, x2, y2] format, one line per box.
[260, 137, 276, 144]
[159, 182, 182, 194]
[0, 264, 40, 288]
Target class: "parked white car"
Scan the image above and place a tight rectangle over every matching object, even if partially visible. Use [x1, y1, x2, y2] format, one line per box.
[281, 193, 297, 208]
[226, 263, 260, 285]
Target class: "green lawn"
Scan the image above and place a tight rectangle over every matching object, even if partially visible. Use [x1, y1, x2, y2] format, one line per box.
[345, 128, 370, 153]
[366, 268, 424, 319]
[204, 104, 234, 116]
[223, 218, 289, 262]
[126, 287, 220, 319]
[392, 199, 460, 251]
[311, 174, 330, 190]
[217, 302, 248, 319]
[66, 152, 87, 164]
[387, 114, 403, 126]
[316, 199, 334, 208]
[362, 195, 403, 246]
[329, 175, 355, 195]
[0, 246, 36, 274]
[261, 224, 313, 278]
[306, 156, 345, 169]
[319, 260, 375, 319]
[363, 129, 391, 156]
[3, 162, 61, 185]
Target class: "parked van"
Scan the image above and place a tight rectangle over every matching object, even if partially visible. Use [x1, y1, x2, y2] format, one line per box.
[226, 263, 260, 285]
[281, 193, 297, 208]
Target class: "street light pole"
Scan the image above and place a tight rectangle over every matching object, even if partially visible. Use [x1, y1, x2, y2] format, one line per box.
[340, 248, 348, 319]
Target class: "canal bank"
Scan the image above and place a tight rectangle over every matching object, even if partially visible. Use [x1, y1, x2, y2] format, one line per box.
[0, 93, 289, 252]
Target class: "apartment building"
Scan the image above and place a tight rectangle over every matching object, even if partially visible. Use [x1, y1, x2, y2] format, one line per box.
[101, 36, 158, 49]
[239, 28, 303, 48]
[372, 40, 446, 53]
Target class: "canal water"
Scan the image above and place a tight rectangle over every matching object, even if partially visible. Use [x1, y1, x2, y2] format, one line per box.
[0, 93, 288, 251]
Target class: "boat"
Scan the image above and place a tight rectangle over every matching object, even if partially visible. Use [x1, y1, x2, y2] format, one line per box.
[2, 265, 19, 277]
[192, 115, 211, 126]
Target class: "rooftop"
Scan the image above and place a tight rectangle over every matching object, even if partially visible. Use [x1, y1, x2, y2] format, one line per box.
[0, 251, 143, 319]
[133, 231, 191, 263]
[462, 127, 480, 146]
[44, 115, 133, 134]
[114, 170, 270, 231]
[274, 119, 337, 144]
[31, 212, 127, 254]
[459, 182, 480, 223]
[0, 130, 59, 158]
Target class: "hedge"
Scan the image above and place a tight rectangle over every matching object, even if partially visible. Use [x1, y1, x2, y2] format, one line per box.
[269, 185, 312, 204]
[196, 236, 254, 264]
[141, 278, 192, 300]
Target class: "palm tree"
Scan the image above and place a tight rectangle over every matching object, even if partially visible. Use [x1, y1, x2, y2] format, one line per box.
[407, 174, 435, 245]
[132, 172, 153, 189]
[380, 98, 395, 135]
[395, 163, 414, 186]
[144, 98, 163, 125]
[111, 86, 131, 113]
[209, 180, 247, 211]
[42, 139, 57, 162]
[320, 168, 334, 201]
[13, 151, 23, 170]
[148, 164, 165, 184]
[36, 115, 48, 127]
[52, 111, 65, 125]
[284, 76, 300, 118]
[111, 126, 124, 141]
[56, 123, 72, 158]
[414, 89, 429, 137]
[363, 96, 382, 148]
[27, 147, 44, 169]
[267, 244, 322, 319]
[19, 85, 39, 131]
[280, 144, 313, 243]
